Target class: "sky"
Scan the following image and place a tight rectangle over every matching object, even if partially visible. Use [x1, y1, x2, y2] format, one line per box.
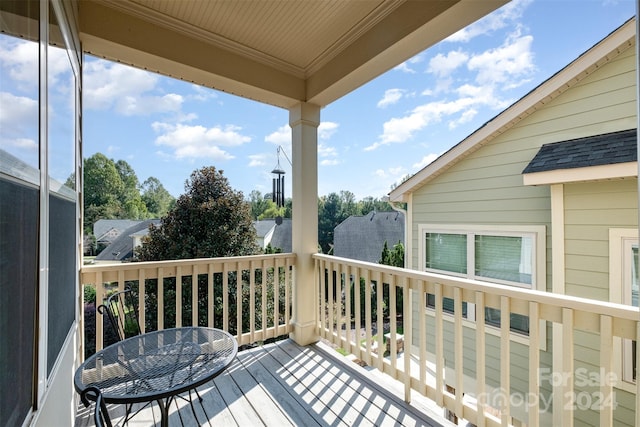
[2, 0, 637, 201]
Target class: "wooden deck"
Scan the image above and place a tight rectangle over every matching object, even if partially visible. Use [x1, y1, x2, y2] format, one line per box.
[76, 339, 453, 426]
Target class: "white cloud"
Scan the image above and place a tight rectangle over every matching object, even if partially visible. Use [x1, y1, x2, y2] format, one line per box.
[367, 96, 485, 150]
[373, 166, 406, 180]
[448, 108, 478, 129]
[265, 125, 290, 145]
[445, 0, 532, 43]
[189, 84, 218, 101]
[427, 50, 469, 78]
[153, 123, 250, 160]
[320, 159, 340, 166]
[393, 53, 425, 73]
[413, 153, 440, 169]
[248, 153, 267, 167]
[83, 58, 185, 116]
[468, 31, 534, 86]
[377, 89, 405, 108]
[318, 121, 339, 140]
[318, 143, 337, 158]
[0, 91, 38, 150]
[0, 38, 38, 92]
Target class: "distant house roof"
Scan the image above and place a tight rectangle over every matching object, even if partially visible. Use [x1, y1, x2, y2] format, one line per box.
[389, 18, 635, 202]
[334, 211, 404, 263]
[253, 218, 292, 253]
[523, 129, 637, 174]
[93, 219, 145, 242]
[95, 219, 160, 262]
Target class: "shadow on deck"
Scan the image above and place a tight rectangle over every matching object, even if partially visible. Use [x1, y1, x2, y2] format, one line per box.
[76, 339, 453, 426]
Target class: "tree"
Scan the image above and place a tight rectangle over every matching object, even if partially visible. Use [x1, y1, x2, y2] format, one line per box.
[141, 177, 175, 218]
[258, 200, 285, 220]
[83, 153, 125, 231]
[379, 240, 404, 268]
[138, 166, 260, 261]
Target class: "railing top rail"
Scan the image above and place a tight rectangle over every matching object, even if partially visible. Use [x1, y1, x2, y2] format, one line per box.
[82, 253, 296, 274]
[313, 253, 640, 322]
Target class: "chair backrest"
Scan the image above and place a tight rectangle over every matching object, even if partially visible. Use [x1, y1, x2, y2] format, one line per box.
[97, 287, 142, 341]
[80, 386, 113, 427]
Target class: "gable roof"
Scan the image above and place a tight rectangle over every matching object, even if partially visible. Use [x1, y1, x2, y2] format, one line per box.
[269, 219, 292, 253]
[389, 17, 635, 202]
[523, 128, 637, 174]
[254, 218, 292, 253]
[93, 219, 145, 242]
[95, 219, 160, 262]
[334, 211, 404, 263]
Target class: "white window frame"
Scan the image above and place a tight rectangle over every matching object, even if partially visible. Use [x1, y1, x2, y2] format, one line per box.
[609, 228, 638, 392]
[419, 224, 547, 348]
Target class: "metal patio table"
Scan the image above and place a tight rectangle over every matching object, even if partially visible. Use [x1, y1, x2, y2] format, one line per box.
[75, 327, 237, 427]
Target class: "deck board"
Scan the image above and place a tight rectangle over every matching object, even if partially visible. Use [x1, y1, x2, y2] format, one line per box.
[76, 339, 452, 427]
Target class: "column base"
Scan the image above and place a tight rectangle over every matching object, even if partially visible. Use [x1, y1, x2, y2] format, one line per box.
[289, 320, 319, 346]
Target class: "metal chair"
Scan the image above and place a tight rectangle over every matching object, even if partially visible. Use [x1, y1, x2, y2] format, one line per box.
[97, 287, 142, 342]
[97, 287, 204, 424]
[81, 386, 113, 427]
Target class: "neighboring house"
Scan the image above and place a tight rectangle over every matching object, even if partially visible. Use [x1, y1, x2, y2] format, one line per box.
[333, 211, 404, 263]
[93, 219, 144, 247]
[94, 219, 161, 263]
[254, 218, 292, 253]
[389, 18, 637, 426]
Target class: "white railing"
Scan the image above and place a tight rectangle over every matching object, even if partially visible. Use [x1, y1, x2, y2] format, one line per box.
[81, 253, 295, 355]
[314, 253, 640, 427]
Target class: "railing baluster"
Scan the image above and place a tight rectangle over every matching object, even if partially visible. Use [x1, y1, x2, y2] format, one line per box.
[419, 279, 427, 396]
[191, 270, 197, 327]
[337, 262, 344, 347]
[250, 260, 255, 343]
[562, 307, 574, 427]
[353, 266, 361, 361]
[318, 257, 326, 339]
[344, 263, 352, 355]
[235, 261, 242, 345]
[500, 296, 510, 426]
[95, 271, 104, 352]
[138, 269, 146, 334]
[454, 287, 463, 418]
[176, 266, 182, 328]
[599, 315, 613, 426]
[328, 260, 335, 343]
[475, 291, 486, 427]
[207, 263, 214, 328]
[404, 277, 412, 403]
[390, 273, 397, 376]
[285, 257, 292, 330]
[528, 301, 540, 426]
[364, 267, 372, 366]
[375, 270, 384, 372]
[435, 282, 444, 407]
[158, 267, 164, 330]
[262, 258, 267, 340]
[222, 262, 229, 332]
[274, 258, 280, 336]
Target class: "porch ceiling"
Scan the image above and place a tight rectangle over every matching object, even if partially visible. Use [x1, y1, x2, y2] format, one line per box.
[78, 0, 507, 109]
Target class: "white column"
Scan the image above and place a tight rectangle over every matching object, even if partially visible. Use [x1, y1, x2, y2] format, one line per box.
[289, 102, 320, 345]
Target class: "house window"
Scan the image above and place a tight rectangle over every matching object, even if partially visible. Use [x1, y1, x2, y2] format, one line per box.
[608, 229, 638, 388]
[420, 225, 545, 335]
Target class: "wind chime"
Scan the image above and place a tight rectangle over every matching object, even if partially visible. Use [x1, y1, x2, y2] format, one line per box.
[271, 146, 286, 208]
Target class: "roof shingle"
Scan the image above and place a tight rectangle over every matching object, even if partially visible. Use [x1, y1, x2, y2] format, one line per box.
[522, 129, 637, 174]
